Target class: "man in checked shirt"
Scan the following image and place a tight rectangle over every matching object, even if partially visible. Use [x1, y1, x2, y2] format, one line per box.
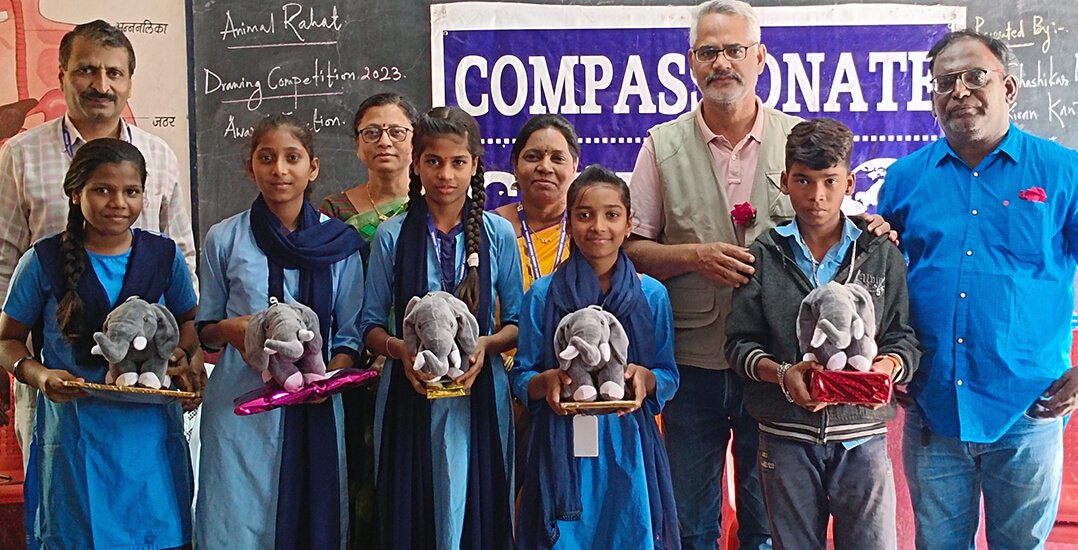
[0, 20, 199, 468]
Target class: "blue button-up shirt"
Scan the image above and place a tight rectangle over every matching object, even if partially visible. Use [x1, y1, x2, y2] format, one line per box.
[880, 124, 1078, 443]
[774, 216, 862, 287]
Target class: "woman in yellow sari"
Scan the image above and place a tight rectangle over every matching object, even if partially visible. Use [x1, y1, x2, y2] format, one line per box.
[494, 114, 581, 290]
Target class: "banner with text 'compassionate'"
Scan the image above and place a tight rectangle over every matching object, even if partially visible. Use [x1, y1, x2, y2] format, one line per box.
[432, 3, 964, 214]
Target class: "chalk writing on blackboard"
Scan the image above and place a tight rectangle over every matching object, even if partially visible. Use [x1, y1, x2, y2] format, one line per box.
[219, 3, 342, 43]
[1047, 93, 1078, 129]
[204, 62, 405, 111]
[312, 108, 345, 131]
[975, 14, 1068, 54]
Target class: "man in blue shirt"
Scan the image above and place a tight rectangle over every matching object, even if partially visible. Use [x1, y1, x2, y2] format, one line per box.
[880, 30, 1078, 549]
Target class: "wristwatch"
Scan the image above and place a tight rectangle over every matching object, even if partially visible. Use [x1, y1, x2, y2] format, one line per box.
[776, 362, 795, 403]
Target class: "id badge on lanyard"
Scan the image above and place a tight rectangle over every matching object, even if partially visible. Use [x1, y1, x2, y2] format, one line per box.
[63, 122, 133, 158]
[518, 203, 567, 281]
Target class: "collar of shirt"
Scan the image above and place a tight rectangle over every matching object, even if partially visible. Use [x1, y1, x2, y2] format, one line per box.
[62, 114, 132, 152]
[774, 215, 862, 287]
[930, 122, 1021, 169]
[694, 96, 765, 149]
[426, 214, 465, 291]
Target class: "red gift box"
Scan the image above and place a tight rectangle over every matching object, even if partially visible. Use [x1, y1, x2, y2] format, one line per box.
[808, 370, 893, 405]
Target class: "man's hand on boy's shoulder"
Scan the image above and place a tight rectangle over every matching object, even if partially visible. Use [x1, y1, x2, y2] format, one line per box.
[694, 242, 756, 288]
[854, 213, 899, 246]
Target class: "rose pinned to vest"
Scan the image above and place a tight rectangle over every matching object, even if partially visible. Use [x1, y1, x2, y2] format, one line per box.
[731, 202, 757, 226]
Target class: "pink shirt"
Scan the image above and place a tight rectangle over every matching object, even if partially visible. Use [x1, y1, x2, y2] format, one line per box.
[629, 99, 766, 244]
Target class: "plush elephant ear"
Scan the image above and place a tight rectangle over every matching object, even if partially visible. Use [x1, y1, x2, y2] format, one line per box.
[402, 296, 424, 355]
[846, 283, 877, 339]
[245, 311, 269, 371]
[603, 310, 629, 367]
[796, 291, 819, 351]
[289, 302, 323, 353]
[553, 313, 575, 369]
[290, 302, 321, 335]
[151, 303, 181, 360]
[447, 295, 480, 356]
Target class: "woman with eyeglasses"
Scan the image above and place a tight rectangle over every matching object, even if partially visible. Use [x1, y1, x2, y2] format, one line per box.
[318, 92, 417, 550]
[320, 93, 418, 245]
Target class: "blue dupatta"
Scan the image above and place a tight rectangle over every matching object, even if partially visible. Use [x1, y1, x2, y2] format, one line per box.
[249, 195, 364, 550]
[518, 249, 680, 549]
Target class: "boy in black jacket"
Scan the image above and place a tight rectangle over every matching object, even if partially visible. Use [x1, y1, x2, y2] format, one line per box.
[725, 118, 921, 550]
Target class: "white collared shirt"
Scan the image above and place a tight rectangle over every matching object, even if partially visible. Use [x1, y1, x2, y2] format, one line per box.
[0, 115, 197, 300]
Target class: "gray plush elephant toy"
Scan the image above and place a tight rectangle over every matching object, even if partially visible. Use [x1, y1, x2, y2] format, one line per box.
[245, 297, 325, 392]
[403, 291, 480, 382]
[555, 305, 630, 402]
[91, 296, 180, 389]
[796, 281, 877, 371]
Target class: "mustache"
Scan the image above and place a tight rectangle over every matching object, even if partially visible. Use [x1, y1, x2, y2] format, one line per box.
[706, 70, 743, 85]
[81, 89, 117, 102]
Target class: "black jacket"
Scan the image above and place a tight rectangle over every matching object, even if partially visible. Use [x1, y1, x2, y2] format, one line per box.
[725, 218, 922, 443]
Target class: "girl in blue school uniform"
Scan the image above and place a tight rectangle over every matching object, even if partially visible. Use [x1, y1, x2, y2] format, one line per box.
[511, 165, 681, 550]
[0, 138, 200, 549]
[194, 114, 366, 550]
[360, 106, 523, 550]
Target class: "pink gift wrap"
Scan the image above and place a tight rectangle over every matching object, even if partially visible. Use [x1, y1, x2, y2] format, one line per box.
[808, 370, 892, 405]
[233, 368, 379, 415]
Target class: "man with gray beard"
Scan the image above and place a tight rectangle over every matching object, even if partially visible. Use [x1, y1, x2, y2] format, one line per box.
[624, 1, 797, 548]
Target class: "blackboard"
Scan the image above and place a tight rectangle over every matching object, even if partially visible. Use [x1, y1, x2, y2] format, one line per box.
[188, 0, 1078, 243]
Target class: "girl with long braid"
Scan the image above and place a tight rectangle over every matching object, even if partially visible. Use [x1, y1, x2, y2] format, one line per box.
[0, 138, 200, 548]
[360, 106, 523, 550]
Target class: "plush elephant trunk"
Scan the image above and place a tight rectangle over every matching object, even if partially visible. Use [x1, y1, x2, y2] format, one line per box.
[264, 339, 305, 358]
[560, 336, 602, 367]
[92, 332, 135, 363]
[812, 318, 851, 349]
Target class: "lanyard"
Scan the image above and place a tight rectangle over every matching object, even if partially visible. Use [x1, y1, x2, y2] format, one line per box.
[517, 203, 567, 282]
[427, 217, 467, 293]
[62, 122, 133, 158]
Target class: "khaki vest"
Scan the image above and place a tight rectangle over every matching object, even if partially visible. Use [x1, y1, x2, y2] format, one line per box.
[651, 105, 801, 369]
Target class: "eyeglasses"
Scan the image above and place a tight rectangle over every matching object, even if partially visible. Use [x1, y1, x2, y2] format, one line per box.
[691, 43, 758, 63]
[930, 68, 1006, 94]
[358, 126, 412, 143]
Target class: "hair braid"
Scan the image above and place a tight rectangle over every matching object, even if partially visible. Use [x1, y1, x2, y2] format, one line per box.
[455, 157, 486, 315]
[407, 165, 424, 210]
[55, 202, 88, 343]
[53, 138, 146, 344]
